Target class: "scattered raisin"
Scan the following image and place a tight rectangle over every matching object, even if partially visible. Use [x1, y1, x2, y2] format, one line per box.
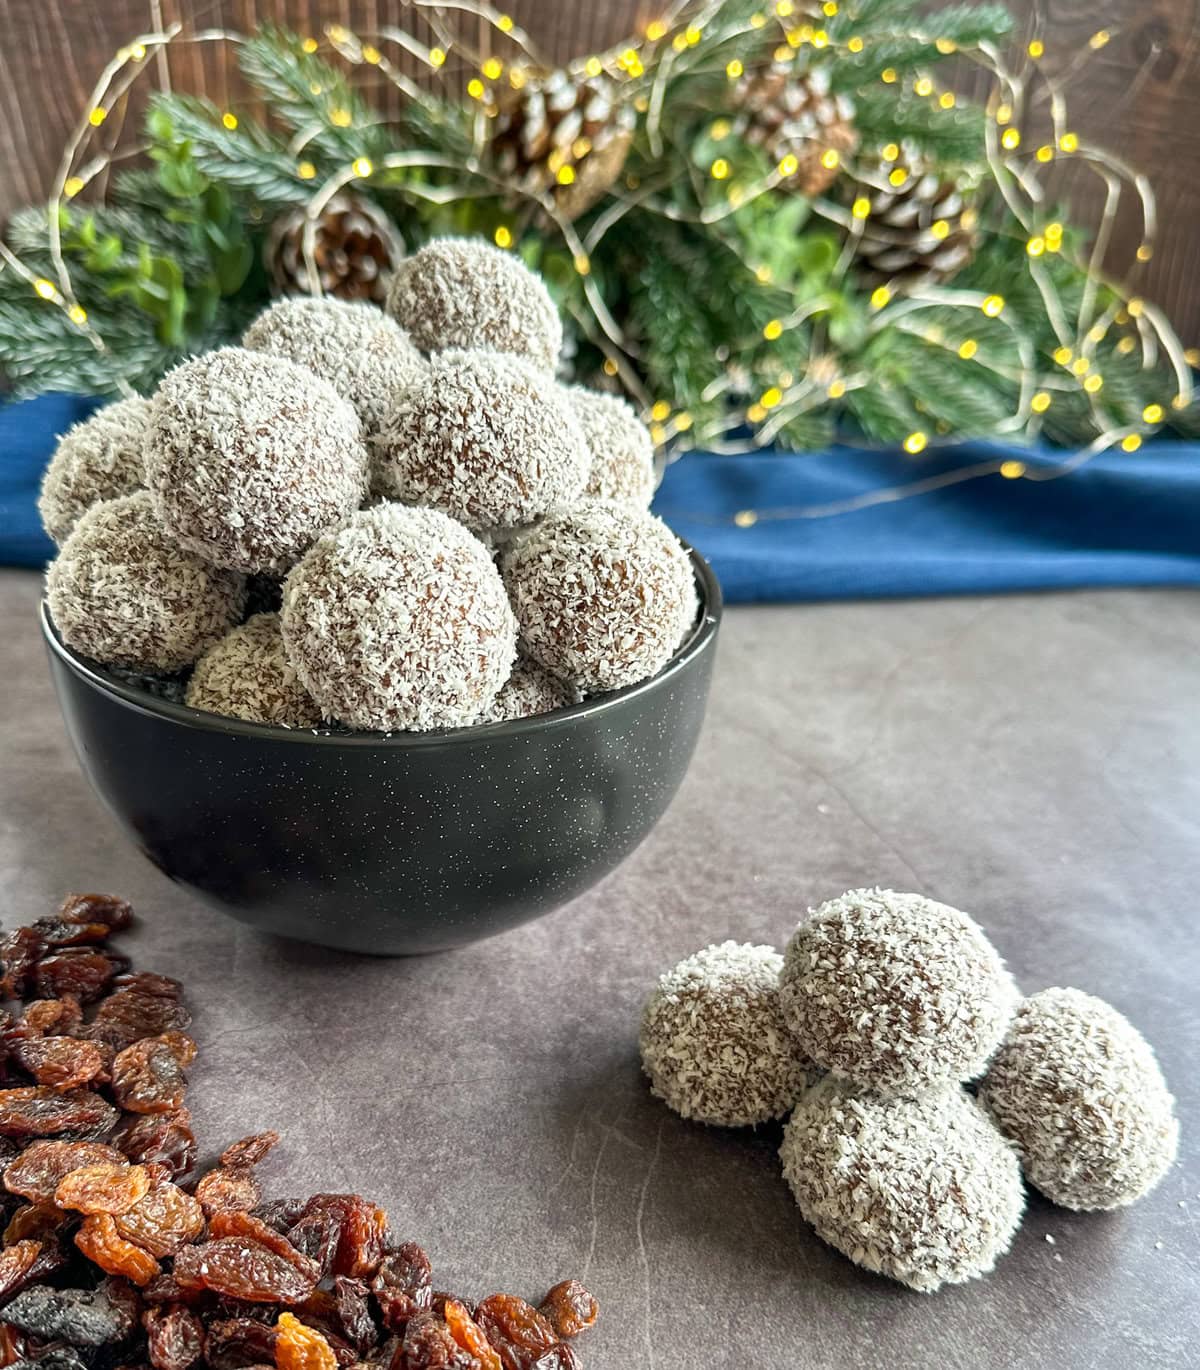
[75, 1213, 160, 1286]
[0, 1239, 43, 1301]
[218, 1134, 279, 1170]
[398, 1313, 475, 1370]
[473, 1298, 557, 1370]
[110, 972, 182, 998]
[172, 1240, 317, 1305]
[19, 1000, 84, 1037]
[294, 1196, 386, 1280]
[369, 1245, 433, 1333]
[111, 1113, 196, 1179]
[202, 1319, 277, 1370]
[111, 1039, 191, 1115]
[57, 894, 134, 932]
[115, 1182, 204, 1258]
[535, 1285, 596, 1342]
[274, 1314, 337, 1370]
[331, 1278, 376, 1355]
[4, 1141, 125, 1203]
[0, 928, 47, 999]
[251, 1198, 307, 1235]
[144, 1304, 205, 1370]
[206, 1214, 320, 1284]
[88, 994, 191, 1051]
[31, 920, 113, 949]
[2, 1280, 137, 1347]
[444, 1301, 501, 1370]
[0, 1322, 23, 1367]
[195, 1168, 261, 1217]
[0, 1088, 118, 1140]
[55, 1163, 152, 1216]
[4, 1199, 70, 1244]
[10, 1038, 105, 1092]
[33, 950, 130, 1004]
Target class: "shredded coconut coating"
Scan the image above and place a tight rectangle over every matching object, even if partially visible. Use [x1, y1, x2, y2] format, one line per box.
[474, 657, 576, 724]
[503, 501, 697, 693]
[145, 347, 368, 574]
[242, 296, 423, 437]
[566, 386, 656, 507]
[373, 349, 588, 528]
[38, 397, 151, 546]
[280, 504, 517, 731]
[779, 889, 1019, 1097]
[781, 1078, 1024, 1292]
[46, 491, 246, 673]
[386, 237, 562, 371]
[978, 987, 1179, 1211]
[186, 612, 324, 729]
[640, 941, 816, 1127]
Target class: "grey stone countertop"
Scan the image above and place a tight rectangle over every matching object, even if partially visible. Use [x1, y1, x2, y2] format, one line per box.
[2, 568, 1197, 1370]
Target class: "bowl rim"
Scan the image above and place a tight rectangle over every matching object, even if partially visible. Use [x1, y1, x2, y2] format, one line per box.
[41, 544, 723, 748]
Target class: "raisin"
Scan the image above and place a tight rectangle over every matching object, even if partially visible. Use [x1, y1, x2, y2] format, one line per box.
[111, 1039, 192, 1115]
[140, 1275, 207, 1308]
[0, 1239, 43, 1301]
[172, 1240, 318, 1305]
[399, 1313, 478, 1370]
[0, 928, 47, 999]
[110, 973, 181, 999]
[75, 1212, 161, 1286]
[217, 1135, 278, 1170]
[0, 1323, 23, 1367]
[19, 1000, 84, 1037]
[4, 1199, 71, 1244]
[115, 1182, 204, 1258]
[534, 1285, 596, 1341]
[330, 1279, 376, 1355]
[251, 1199, 307, 1235]
[527, 1348, 577, 1370]
[89, 994, 191, 1050]
[4, 1141, 126, 1202]
[206, 1214, 319, 1284]
[273, 1314, 337, 1370]
[58, 894, 134, 932]
[2, 1281, 137, 1347]
[202, 1319, 277, 1370]
[31, 921, 112, 949]
[0, 1088, 118, 1139]
[56, 1163, 152, 1216]
[370, 1245, 432, 1333]
[443, 1301, 500, 1370]
[34, 951, 130, 1004]
[284, 1213, 339, 1280]
[472, 1298, 556, 1370]
[13, 1350, 91, 1370]
[144, 1304, 205, 1370]
[112, 1113, 196, 1179]
[10, 1038, 104, 1092]
[295, 1197, 386, 1280]
[194, 1169, 260, 1217]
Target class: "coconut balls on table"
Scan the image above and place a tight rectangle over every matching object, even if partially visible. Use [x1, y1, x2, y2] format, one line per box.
[43, 236, 698, 733]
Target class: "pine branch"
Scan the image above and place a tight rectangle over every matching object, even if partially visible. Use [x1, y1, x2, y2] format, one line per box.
[851, 90, 988, 163]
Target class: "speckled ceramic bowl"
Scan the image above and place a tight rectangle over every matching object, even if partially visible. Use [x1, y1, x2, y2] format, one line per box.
[41, 549, 721, 954]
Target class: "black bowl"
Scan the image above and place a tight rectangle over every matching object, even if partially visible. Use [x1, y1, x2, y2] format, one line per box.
[41, 550, 721, 954]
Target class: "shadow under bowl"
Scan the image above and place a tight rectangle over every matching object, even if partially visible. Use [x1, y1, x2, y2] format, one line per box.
[41, 549, 722, 954]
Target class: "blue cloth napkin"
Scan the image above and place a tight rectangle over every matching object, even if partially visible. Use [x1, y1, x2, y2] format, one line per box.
[5, 393, 1200, 602]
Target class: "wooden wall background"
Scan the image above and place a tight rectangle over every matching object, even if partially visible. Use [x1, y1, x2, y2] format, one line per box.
[1, 0, 1198, 341]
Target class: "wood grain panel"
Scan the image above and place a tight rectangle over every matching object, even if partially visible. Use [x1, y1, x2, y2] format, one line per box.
[1, 0, 1198, 337]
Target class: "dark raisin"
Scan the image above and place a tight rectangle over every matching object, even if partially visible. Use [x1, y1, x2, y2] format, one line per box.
[18, 1000, 84, 1037]
[172, 1240, 318, 1305]
[33, 950, 130, 1004]
[110, 973, 181, 999]
[0, 1323, 23, 1367]
[473, 1297, 557, 1370]
[201, 1319, 277, 1370]
[295, 1196, 386, 1280]
[4, 1140, 125, 1202]
[140, 1275, 207, 1308]
[250, 1199, 306, 1235]
[285, 1213, 340, 1280]
[4, 1200, 72, 1244]
[88, 995, 191, 1051]
[55, 1162, 151, 1215]
[217, 1135, 278, 1170]
[331, 1278, 377, 1355]
[111, 1038, 192, 1115]
[194, 1168, 260, 1217]
[3, 1282, 137, 1347]
[370, 1244, 433, 1333]
[31, 921, 112, 949]
[57, 894, 134, 932]
[144, 1304, 205, 1370]
[0, 1088, 118, 1139]
[399, 1313, 476, 1370]
[10, 1037, 105, 1091]
[526, 1347, 578, 1370]
[115, 1181, 204, 1258]
[0, 929, 47, 999]
[111, 1112, 196, 1179]
[535, 1284, 596, 1341]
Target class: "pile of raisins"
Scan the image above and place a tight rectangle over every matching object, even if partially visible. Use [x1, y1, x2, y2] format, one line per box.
[0, 896, 597, 1370]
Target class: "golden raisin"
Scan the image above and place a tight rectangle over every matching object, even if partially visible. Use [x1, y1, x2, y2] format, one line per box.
[274, 1313, 337, 1370]
[115, 1180, 205, 1257]
[55, 1162, 151, 1215]
[444, 1299, 501, 1370]
[75, 1211, 161, 1285]
[4, 1140, 125, 1202]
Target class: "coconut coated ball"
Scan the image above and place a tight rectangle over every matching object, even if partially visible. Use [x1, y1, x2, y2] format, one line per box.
[503, 501, 697, 693]
[374, 350, 588, 528]
[978, 987, 1178, 1211]
[566, 386, 656, 507]
[46, 492, 246, 673]
[780, 1077, 1024, 1292]
[281, 505, 517, 732]
[242, 297, 423, 437]
[640, 941, 815, 1127]
[145, 347, 368, 574]
[186, 612, 323, 730]
[386, 237, 562, 371]
[779, 889, 1019, 1097]
[38, 397, 151, 546]
[475, 658, 576, 725]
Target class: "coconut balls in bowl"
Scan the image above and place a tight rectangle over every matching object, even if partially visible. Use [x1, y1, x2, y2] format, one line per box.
[41, 238, 721, 953]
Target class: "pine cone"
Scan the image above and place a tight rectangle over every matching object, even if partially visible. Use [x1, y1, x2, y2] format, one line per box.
[491, 68, 636, 220]
[265, 193, 403, 302]
[848, 157, 979, 289]
[732, 64, 858, 196]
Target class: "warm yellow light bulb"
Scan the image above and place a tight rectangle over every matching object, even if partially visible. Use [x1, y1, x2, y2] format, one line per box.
[1071, 357, 1091, 375]
[603, 358, 619, 377]
[711, 158, 731, 180]
[64, 176, 85, 198]
[1143, 403, 1165, 424]
[222, 111, 238, 130]
[429, 47, 447, 67]
[904, 431, 928, 454]
[1053, 346, 1073, 365]
[852, 196, 871, 220]
[1027, 236, 1045, 257]
[88, 107, 107, 127]
[330, 106, 353, 126]
[881, 67, 897, 83]
[1083, 374, 1104, 393]
[939, 92, 956, 109]
[881, 142, 900, 162]
[1000, 459, 1026, 478]
[847, 36, 864, 52]
[67, 304, 88, 326]
[1036, 145, 1054, 163]
[557, 165, 576, 185]
[761, 387, 784, 409]
[828, 379, 846, 398]
[778, 153, 800, 177]
[914, 77, 933, 97]
[1030, 391, 1052, 413]
[726, 59, 743, 78]
[888, 167, 908, 187]
[1121, 434, 1142, 452]
[1028, 39, 1044, 58]
[870, 286, 891, 309]
[497, 14, 514, 32]
[33, 278, 57, 300]
[297, 161, 317, 180]
[493, 225, 513, 248]
[1001, 128, 1021, 150]
[482, 57, 503, 80]
[981, 294, 1005, 317]
[930, 220, 950, 241]
[1059, 132, 1079, 152]
[820, 148, 840, 170]
[763, 319, 784, 340]
[352, 157, 373, 177]
[958, 339, 978, 360]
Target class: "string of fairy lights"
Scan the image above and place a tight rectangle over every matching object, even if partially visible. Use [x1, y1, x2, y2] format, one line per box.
[2, 0, 1196, 527]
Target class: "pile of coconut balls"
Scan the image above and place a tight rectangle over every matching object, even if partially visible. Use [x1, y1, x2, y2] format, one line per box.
[639, 888, 1179, 1293]
[41, 238, 697, 732]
